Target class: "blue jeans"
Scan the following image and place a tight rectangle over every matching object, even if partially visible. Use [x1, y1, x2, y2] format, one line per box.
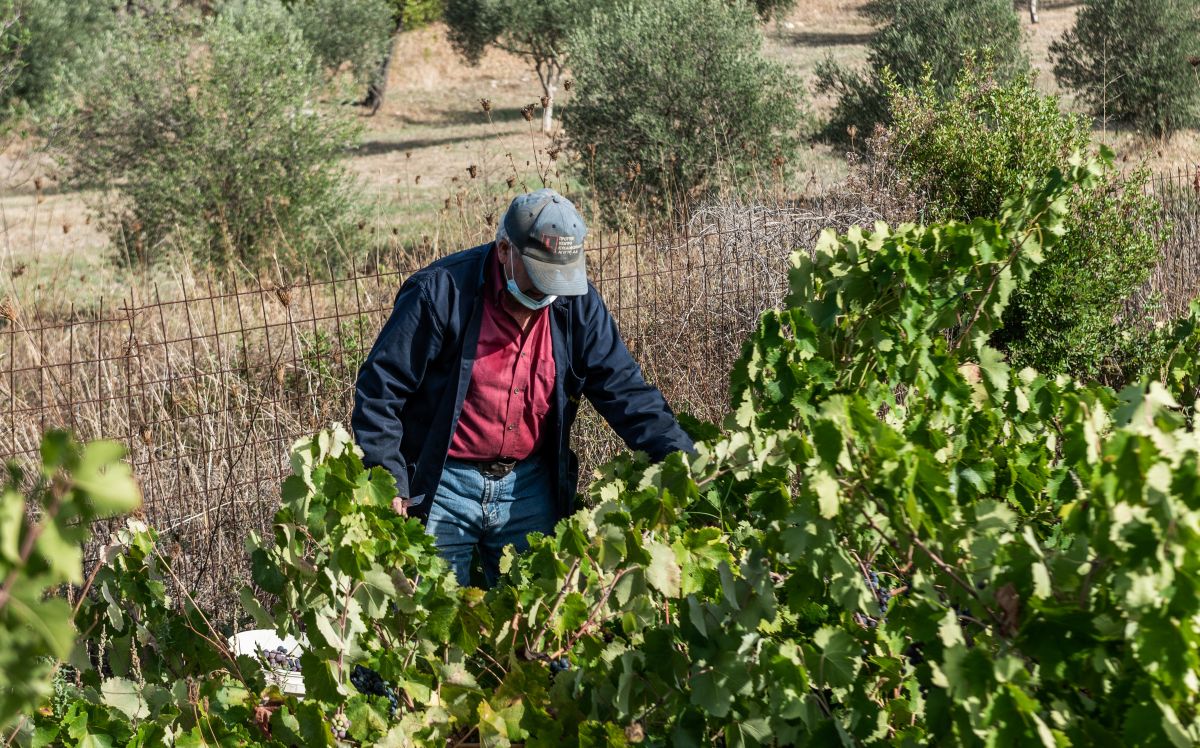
[424, 457, 556, 588]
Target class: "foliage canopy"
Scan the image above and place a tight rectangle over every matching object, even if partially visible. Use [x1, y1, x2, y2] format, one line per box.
[816, 0, 1027, 145]
[0, 0, 113, 118]
[879, 65, 1164, 384]
[562, 0, 804, 212]
[288, 0, 397, 82]
[57, 2, 367, 272]
[1051, 0, 1200, 139]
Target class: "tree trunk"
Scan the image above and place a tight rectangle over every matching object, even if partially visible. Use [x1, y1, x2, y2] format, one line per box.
[541, 84, 556, 134]
[540, 65, 562, 134]
[1029, 0, 1038, 23]
[361, 19, 403, 116]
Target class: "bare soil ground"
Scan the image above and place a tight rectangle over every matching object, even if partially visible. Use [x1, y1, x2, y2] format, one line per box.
[0, 0, 1196, 302]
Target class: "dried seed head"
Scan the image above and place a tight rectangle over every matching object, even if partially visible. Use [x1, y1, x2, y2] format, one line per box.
[140, 426, 153, 446]
[62, 223, 70, 234]
[455, 193, 463, 207]
[11, 263, 25, 278]
[0, 297, 17, 322]
[563, 79, 574, 92]
[847, 124, 858, 141]
[274, 365, 286, 386]
[405, 151, 411, 159]
[485, 212, 495, 227]
[467, 164, 478, 179]
[414, 175, 421, 185]
[540, 95, 550, 109]
[1191, 56, 1200, 68]
[587, 143, 597, 158]
[33, 177, 42, 192]
[444, 197, 451, 210]
[625, 723, 645, 743]
[506, 176, 516, 188]
[521, 104, 535, 122]
[275, 286, 292, 307]
[479, 98, 492, 113]
[547, 147, 561, 161]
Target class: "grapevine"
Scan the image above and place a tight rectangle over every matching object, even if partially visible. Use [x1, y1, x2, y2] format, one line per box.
[6, 152, 1200, 745]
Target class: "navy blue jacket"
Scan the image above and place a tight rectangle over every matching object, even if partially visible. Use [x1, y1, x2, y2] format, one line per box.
[351, 242, 695, 521]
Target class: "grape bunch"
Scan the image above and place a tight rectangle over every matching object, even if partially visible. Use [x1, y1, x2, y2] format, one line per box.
[331, 713, 350, 741]
[262, 645, 300, 672]
[548, 655, 571, 675]
[350, 665, 399, 716]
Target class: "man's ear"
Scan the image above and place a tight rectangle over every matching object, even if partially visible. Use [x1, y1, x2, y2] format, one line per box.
[496, 239, 510, 264]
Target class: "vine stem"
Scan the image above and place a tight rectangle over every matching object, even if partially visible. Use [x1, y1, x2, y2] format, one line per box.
[531, 558, 581, 654]
[552, 567, 635, 658]
[854, 490, 1008, 635]
[3, 716, 26, 747]
[950, 214, 1052, 352]
[150, 546, 252, 682]
[71, 551, 106, 620]
[335, 579, 364, 683]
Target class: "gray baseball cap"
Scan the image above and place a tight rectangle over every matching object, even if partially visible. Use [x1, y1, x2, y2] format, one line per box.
[501, 188, 588, 296]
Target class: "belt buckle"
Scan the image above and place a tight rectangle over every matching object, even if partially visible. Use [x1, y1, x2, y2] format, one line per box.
[483, 458, 517, 479]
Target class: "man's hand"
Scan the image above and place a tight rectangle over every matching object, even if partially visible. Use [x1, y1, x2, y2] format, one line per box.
[392, 496, 411, 516]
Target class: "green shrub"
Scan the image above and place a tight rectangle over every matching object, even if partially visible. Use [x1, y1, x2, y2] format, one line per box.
[289, 0, 395, 82]
[562, 0, 804, 212]
[59, 3, 367, 272]
[1051, 0, 1200, 139]
[815, 0, 1026, 145]
[887, 63, 1091, 222]
[879, 65, 1164, 383]
[0, 0, 112, 116]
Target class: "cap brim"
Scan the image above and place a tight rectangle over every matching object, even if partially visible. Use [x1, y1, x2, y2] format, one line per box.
[522, 252, 588, 296]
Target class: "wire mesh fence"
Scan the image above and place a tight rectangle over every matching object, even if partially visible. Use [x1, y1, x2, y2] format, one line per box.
[0, 205, 829, 623]
[1144, 166, 1200, 321]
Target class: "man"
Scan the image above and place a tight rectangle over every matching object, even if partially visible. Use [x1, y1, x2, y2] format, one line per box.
[352, 188, 694, 588]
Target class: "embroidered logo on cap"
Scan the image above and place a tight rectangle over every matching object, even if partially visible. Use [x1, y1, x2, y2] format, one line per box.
[542, 233, 582, 256]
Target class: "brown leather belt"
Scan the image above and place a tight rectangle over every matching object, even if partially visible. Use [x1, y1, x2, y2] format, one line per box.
[459, 457, 518, 479]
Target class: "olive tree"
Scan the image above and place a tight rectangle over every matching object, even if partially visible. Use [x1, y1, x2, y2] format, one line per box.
[815, 0, 1026, 145]
[60, 2, 366, 271]
[444, 0, 609, 133]
[563, 0, 803, 210]
[1051, 0, 1200, 139]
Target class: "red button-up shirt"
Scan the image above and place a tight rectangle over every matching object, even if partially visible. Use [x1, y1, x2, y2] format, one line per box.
[447, 250, 556, 461]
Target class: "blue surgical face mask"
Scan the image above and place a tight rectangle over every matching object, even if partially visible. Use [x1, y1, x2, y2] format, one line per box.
[506, 248, 557, 310]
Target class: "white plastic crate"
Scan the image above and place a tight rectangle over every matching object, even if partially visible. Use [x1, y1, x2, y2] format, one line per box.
[228, 629, 306, 696]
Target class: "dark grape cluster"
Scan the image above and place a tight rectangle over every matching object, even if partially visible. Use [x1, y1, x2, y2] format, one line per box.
[331, 713, 350, 741]
[548, 656, 571, 675]
[350, 665, 399, 715]
[869, 571, 891, 611]
[262, 645, 300, 671]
